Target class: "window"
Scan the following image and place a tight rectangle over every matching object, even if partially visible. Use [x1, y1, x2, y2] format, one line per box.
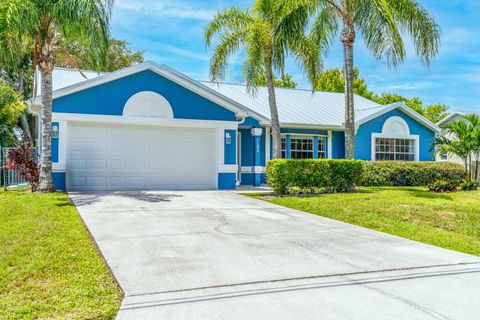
[290, 136, 314, 159]
[441, 153, 448, 161]
[375, 138, 415, 161]
[281, 137, 286, 158]
[318, 137, 327, 159]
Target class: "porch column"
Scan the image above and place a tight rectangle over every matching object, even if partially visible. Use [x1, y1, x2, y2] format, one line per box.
[328, 130, 333, 159]
[286, 135, 291, 159]
[313, 136, 319, 159]
[251, 128, 263, 186]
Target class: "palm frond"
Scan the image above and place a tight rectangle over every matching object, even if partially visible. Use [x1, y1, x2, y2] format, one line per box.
[389, 0, 440, 66]
[209, 30, 246, 82]
[355, 0, 405, 68]
[204, 7, 253, 48]
[53, 0, 113, 69]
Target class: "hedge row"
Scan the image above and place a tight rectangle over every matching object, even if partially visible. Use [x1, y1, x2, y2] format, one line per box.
[266, 159, 364, 194]
[361, 161, 465, 186]
[266, 159, 466, 194]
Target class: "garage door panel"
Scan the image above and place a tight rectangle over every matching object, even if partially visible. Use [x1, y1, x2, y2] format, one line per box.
[67, 123, 218, 190]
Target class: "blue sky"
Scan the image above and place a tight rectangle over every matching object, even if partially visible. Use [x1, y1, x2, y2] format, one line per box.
[111, 0, 480, 112]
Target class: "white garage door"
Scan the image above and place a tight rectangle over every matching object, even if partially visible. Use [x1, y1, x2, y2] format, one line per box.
[67, 123, 217, 191]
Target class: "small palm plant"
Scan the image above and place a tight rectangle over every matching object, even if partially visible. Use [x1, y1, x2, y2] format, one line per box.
[205, 0, 323, 159]
[0, 0, 113, 192]
[281, 0, 440, 159]
[434, 115, 480, 181]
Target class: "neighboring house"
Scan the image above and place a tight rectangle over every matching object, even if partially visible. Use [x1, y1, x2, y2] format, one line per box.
[28, 61, 440, 191]
[436, 111, 480, 178]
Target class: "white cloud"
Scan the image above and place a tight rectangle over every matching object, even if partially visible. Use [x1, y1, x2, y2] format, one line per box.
[154, 43, 210, 61]
[116, 0, 216, 20]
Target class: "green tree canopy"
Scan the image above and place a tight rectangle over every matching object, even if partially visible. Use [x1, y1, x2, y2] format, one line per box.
[0, 82, 25, 147]
[255, 73, 297, 88]
[54, 38, 144, 72]
[316, 68, 375, 100]
[316, 67, 449, 123]
[424, 103, 450, 124]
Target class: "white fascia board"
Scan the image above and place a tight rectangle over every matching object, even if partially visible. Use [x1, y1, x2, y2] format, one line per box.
[276, 123, 345, 130]
[31, 61, 266, 121]
[436, 112, 465, 126]
[52, 112, 239, 129]
[356, 102, 441, 133]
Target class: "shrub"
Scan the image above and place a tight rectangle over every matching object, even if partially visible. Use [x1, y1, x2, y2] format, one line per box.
[266, 159, 364, 194]
[361, 161, 465, 187]
[459, 181, 478, 191]
[428, 180, 458, 193]
[3, 143, 39, 191]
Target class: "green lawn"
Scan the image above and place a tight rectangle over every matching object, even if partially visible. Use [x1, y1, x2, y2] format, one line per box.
[251, 187, 480, 256]
[0, 189, 122, 319]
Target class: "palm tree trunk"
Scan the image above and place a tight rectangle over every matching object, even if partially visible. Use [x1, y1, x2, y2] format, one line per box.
[265, 57, 282, 159]
[38, 39, 55, 192]
[342, 22, 356, 159]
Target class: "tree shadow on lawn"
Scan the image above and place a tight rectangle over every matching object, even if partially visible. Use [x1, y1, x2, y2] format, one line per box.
[404, 187, 455, 201]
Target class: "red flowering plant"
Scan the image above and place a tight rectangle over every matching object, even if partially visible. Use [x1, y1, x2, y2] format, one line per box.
[3, 143, 40, 191]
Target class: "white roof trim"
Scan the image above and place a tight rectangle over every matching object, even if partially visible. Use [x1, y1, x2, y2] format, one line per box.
[356, 102, 441, 133]
[31, 61, 270, 122]
[436, 112, 465, 126]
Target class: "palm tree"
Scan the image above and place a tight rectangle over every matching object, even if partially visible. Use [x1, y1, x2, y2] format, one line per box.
[282, 0, 440, 159]
[434, 116, 480, 181]
[0, 0, 113, 192]
[464, 114, 480, 181]
[205, 0, 322, 159]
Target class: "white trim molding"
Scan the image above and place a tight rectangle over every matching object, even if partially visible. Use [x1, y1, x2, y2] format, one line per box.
[251, 128, 263, 136]
[52, 112, 239, 129]
[357, 102, 441, 133]
[241, 166, 266, 174]
[265, 127, 271, 162]
[327, 130, 333, 159]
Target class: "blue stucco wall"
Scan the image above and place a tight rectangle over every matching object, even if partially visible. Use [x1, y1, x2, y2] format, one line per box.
[51, 122, 59, 163]
[242, 117, 261, 127]
[53, 70, 237, 121]
[52, 172, 66, 191]
[354, 109, 436, 161]
[331, 131, 345, 159]
[218, 173, 236, 189]
[224, 129, 237, 165]
[239, 128, 266, 167]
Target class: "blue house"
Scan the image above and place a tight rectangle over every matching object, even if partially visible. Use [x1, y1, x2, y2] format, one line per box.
[29, 62, 440, 191]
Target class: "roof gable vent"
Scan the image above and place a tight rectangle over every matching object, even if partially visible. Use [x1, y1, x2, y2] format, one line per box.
[123, 91, 174, 118]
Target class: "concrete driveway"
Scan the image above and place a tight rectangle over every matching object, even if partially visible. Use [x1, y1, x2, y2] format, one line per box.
[70, 191, 480, 320]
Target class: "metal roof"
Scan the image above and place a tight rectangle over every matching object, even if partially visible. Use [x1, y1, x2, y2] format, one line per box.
[34, 67, 106, 97]
[33, 64, 439, 131]
[201, 82, 383, 127]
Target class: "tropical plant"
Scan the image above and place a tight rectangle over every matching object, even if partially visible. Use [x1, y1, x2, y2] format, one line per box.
[0, 82, 25, 147]
[205, 0, 322, 159]
[0, 0, 113, 192]
[282, 0, 440, 158]
[4, 143, 40, 191]
[434, 115, 480, 181]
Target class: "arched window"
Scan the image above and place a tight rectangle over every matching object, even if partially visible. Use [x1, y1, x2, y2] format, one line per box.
[372, 116, 419, 161]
